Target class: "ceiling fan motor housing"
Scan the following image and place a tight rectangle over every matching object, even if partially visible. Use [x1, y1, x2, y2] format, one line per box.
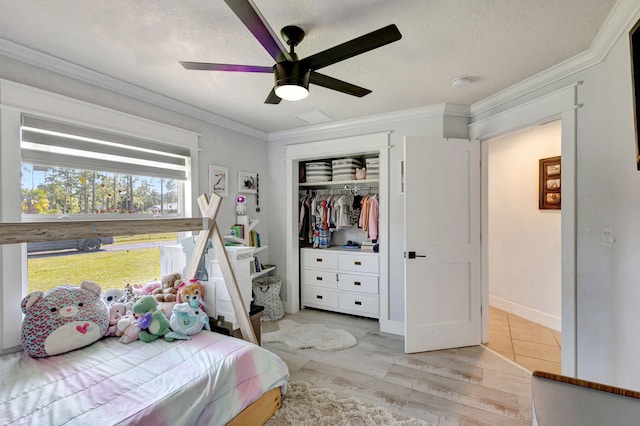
[274, 62, 310, 91]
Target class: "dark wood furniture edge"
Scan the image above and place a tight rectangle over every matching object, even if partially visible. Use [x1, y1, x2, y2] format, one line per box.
[533, 370, 640, 399]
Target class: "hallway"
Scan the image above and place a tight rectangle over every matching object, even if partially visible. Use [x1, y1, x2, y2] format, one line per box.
[485, 306, 562, 374]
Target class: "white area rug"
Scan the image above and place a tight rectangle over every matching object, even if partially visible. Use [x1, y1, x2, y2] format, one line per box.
[262, 319, 357, 351]
[266, 381, 431, 426]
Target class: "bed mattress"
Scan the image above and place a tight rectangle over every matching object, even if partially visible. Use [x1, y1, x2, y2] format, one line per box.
[0, 331, 289, 425]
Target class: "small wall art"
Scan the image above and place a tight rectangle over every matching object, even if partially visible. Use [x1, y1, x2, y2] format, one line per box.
[539, 156, 561, 210]
[238, 171, 258, 193]
[209, 165, 228, 197]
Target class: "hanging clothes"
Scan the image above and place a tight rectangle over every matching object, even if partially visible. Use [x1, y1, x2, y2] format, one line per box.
[368, 194, 379, 241]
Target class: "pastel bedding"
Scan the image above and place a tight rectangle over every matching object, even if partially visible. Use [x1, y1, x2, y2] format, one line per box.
[0, 331, 289, 425]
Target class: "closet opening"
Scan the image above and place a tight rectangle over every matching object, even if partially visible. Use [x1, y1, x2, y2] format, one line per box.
[284, 132, 392, 333]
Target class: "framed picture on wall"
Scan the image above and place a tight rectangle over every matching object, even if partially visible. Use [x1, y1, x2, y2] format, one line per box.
[539, 156, 561, 209]
[238, 171, 258, 193]
[209, 165, 228, 197]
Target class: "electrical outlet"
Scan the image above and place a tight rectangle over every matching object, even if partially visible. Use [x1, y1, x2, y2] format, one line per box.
[601, 227, 614, 248]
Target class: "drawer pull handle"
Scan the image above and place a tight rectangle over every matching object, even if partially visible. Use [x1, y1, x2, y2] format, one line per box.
[316, 258, 323, 262]
[355, 301, 362, 305]
[316, 295, 323, 300]
[354, 261, 362, 266]
[316, 276, 323, 281]
[354, 281, 362, 286]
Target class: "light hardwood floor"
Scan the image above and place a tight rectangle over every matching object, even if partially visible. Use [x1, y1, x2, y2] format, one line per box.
[485, 306, 562, 375]
[262, 309, 533, 425]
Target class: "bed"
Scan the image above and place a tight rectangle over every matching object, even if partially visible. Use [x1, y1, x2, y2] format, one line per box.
[0, 331, 289, 425]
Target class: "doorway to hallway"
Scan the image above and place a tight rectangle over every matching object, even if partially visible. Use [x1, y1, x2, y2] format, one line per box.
[484, 121, 562, 373]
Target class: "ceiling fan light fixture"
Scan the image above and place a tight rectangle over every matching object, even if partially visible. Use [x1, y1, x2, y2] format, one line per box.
[275, 83, 309, 101]
[275, 62, 310, 101]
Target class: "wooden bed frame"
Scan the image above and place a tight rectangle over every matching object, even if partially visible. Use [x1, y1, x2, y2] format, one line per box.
[228, 387, 282, 425]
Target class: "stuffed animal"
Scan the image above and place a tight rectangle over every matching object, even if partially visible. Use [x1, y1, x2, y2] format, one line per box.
[176, 279, 206, 311]
[21, 281, 109, 358]
[133, 280, 161, 296]
[117, 283, 136, 306]
[132, 295, 172, 342]
[152, 273, 182, 303]
[116, 314, 140, 344]
[165, 302, 210, 341]
[101, 288, 124, 305]
[104, 302, 128, 336]
[355, 168, 367, 180]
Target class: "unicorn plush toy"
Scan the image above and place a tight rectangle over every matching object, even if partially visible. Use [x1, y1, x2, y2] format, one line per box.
[165, 302, 210, 341]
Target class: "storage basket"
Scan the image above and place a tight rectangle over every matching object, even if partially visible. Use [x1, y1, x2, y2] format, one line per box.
[252, 276, 284, 321]
[365, 157, 379, 179]
[305, 161, 332, 182]
[331, 158, 362, 181]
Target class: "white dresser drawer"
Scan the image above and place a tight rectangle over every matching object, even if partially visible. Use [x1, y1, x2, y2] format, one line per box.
[301, 249, 338, 270]
[338, 254, 379, 274]
[338, 274, 378, 294]
[301, 269, 338, 288]
[302, 286, 338, 309]
[338, 293, 379, 316]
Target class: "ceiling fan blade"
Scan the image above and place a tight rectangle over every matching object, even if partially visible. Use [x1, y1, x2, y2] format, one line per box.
[310, 71, 372, 97]
[264, 88, 282, 104]
[301, 24, 402, 71]
[180, 61, 273, 73]
[224, 0, 291, 62]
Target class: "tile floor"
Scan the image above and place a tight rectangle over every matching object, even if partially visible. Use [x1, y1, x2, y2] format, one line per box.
[485, 306, 562, 374]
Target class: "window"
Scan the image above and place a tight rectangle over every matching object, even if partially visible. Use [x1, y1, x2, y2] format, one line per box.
[20, 115, 189, 219]
[19, 115, 191, 293]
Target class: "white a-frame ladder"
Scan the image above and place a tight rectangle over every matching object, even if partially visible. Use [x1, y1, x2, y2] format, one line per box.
[184, 193, 257, 344]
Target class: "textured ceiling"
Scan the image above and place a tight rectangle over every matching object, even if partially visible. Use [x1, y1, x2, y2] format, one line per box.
[1, 0, 617, 134]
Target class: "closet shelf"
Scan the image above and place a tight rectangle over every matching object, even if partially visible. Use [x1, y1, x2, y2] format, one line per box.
[299, 179, 378, 187]
[251, 265, 276, 279]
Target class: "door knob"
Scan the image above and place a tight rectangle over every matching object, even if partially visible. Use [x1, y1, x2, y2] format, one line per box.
[405, 251, 426, 259]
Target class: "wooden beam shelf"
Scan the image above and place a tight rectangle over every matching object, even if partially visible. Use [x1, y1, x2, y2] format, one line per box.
[0, 218, 203, 245]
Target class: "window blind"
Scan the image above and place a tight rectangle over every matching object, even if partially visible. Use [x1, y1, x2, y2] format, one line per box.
[20, 115, 190, 180]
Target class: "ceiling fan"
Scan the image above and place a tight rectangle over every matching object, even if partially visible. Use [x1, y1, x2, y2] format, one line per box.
[180, 0, 402, 104]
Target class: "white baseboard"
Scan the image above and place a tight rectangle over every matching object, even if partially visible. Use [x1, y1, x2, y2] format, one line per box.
[489, 295, 561, 331]
[380, 319, 404, 336]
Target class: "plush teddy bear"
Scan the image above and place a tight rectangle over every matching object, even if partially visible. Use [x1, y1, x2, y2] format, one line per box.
[104, 302, 128, 337]
[116, 313, 141, 344]
[165, 302, 210, 341]
[152, 273, 182, 303]
[132, 295, 172, 343]
[355, 168, 367, 180]
[21, 280, 109, 358]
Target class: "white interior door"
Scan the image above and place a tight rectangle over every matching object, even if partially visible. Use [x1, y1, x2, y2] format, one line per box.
[404, 137, 481, 353]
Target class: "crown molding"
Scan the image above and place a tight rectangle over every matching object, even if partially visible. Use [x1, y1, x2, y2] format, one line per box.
[471, 0, 640, 118]
[267, 103, 470, 142]
[0, 38, 267, 140]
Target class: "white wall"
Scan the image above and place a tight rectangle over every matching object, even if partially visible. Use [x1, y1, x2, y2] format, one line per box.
[471, 1, 640, 390]
[487, 121, 562, 330]
[572, 26, 640, 388]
